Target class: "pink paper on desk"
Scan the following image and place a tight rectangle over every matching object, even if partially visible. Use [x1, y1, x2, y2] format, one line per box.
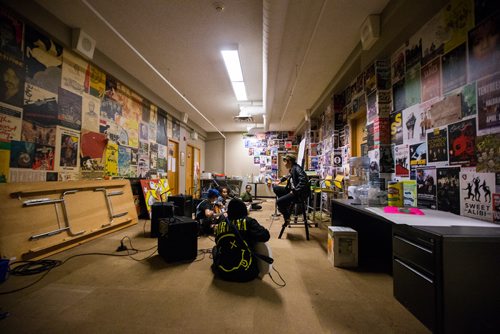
[383, 206, 425, 215]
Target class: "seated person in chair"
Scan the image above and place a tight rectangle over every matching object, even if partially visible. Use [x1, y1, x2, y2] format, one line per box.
[212, 198, 270, 282]
[196, 189, 225, 235]
[241, 184, 262, 210]
[273, 153, 309, 227]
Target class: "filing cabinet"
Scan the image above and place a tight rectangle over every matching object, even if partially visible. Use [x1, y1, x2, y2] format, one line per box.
[393, 225, 500, 333]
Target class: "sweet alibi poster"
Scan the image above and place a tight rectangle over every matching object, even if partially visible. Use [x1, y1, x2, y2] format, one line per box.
[448, 118, 477, 167]
[460, 171, 495, 222]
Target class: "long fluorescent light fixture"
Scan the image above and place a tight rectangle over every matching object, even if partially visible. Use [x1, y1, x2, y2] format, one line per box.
[221, 49, 247, 101]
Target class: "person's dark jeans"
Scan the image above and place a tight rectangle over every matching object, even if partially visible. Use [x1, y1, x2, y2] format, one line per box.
[199, 218, 214, 236]
[273, 185, 296, 222]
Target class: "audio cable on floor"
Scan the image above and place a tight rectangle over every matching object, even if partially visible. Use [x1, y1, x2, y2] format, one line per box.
[0, 235, 157, 295]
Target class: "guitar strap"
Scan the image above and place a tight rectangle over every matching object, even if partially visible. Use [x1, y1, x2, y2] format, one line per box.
[224, 217, 274, 265]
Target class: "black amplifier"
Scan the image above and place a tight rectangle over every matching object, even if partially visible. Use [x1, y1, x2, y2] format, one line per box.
[167, 195, 193, 218]
[158, 216, 198, 263]
[150, 202, 175, 238]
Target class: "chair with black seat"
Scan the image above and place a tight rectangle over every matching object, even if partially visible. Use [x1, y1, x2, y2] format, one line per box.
[278, 191, 311, 240]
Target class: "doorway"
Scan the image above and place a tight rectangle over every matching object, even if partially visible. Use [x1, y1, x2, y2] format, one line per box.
[185, 145, 194, 196]
[193, 147, 201, 198]
[168, 140, 179, 194]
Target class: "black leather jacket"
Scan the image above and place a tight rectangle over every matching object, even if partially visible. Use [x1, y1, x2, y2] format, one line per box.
[286, 163, 309, 200]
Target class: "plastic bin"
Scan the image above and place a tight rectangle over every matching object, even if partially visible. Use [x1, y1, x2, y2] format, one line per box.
[327, 226, 358, 268]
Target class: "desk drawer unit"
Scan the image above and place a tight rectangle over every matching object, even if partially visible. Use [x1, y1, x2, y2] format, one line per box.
[393, 234, 434, 275]
[393, 258, 435, 330]
[393, 225, 439, 332]
[393, 224, 500, 334]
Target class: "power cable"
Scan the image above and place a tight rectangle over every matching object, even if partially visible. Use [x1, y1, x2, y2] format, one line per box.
[268, 266, 286, 287]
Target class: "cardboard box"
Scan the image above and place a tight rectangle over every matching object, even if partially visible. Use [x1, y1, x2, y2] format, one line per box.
[327, 226, 358, 268]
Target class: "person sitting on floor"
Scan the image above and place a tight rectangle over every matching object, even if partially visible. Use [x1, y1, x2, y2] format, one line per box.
[218, 186, 233, 210]
[195, 188, 224, 235]
[241, 184, 262, 210]
[212, 198, 270, 282]
[272, 153, 309, 228]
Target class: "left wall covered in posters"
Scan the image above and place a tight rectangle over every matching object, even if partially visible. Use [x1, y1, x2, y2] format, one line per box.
[0, 5, 169, 183]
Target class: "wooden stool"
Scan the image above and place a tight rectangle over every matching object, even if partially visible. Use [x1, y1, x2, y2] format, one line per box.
[278, 199, 310, 240]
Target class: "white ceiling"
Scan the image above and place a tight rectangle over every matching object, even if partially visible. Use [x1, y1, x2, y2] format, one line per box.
[34, 0, 390, 134]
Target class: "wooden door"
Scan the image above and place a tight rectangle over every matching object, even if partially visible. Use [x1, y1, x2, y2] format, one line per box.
[167, 140, 179, 194]
[185, 145, 194, 196]
[193, 147, 201, 198]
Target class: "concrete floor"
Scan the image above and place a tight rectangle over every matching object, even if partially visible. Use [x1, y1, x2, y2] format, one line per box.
[0, 200, 429, 333]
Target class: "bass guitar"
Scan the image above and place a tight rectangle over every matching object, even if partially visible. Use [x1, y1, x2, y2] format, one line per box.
[254, 242, 273, 278]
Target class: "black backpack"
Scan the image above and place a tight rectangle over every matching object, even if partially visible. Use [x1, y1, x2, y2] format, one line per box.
[213, 218, 259, 282]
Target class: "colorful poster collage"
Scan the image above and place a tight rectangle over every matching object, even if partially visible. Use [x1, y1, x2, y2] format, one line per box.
[0, 6, 173, 182]
[317, 2, 500, 223]
[245, 131, 297, 181]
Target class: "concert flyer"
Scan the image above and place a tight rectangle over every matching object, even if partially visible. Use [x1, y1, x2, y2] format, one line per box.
[448, 118, 477, 167]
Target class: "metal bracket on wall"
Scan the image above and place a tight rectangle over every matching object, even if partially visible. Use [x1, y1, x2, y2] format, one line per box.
[94, 188, 128, 227]
[23, 190, 86, 240]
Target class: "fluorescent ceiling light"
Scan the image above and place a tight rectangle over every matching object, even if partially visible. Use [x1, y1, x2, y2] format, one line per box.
[231, 81, 247, 101]
[221, 48, 247, 101]
[221, 50, 243, 81]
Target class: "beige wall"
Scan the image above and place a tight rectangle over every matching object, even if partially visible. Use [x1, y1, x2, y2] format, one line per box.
[204, 133, 225, 174]
[205, 132, 275, 197]
[224, 133, 259, 178]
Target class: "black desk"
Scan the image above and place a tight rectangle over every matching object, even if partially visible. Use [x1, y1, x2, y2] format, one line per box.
[331, 199, 393, 273]
[331, 199, 500, 333]
[393, 224, 500, 333]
